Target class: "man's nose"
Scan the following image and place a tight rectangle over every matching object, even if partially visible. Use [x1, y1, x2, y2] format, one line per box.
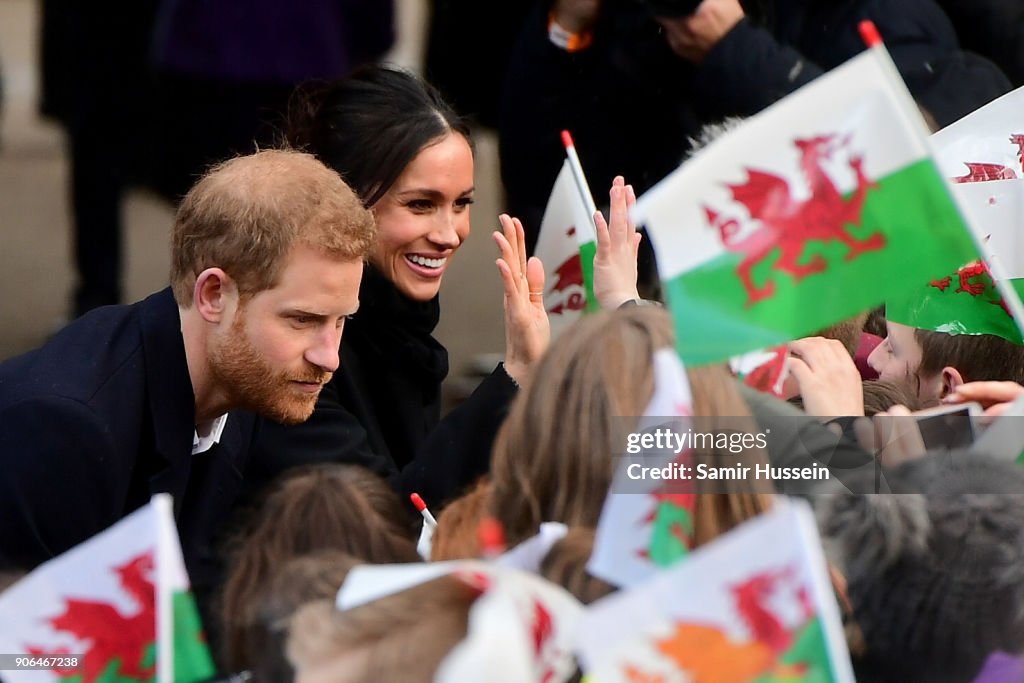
[306, 326, 341, 373]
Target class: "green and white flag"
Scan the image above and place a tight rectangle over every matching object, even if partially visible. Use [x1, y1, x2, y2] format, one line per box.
[910, 82, 1024, 344]
[631, 42, 981, 365]
[952, 179, 1024, 286]
[575, 501, 855, 682]
[932, 83, 1024, 182]
[886, 257, 1024, 345]
[885, 182, 1024, 345]
[534, 159, 599, 338]
[588, 349, 696, 588]
[0, 495, 215, 683]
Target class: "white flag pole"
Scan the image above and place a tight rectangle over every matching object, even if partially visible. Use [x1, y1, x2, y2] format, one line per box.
[560, 130, 600, 237]
[153, 494, 174, 683]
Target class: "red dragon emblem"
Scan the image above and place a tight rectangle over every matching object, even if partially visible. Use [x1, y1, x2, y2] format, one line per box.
[546, 227, 586, 315]
[930, 260, 1011, 317]
[730, 566, 813, 654]
[26, 551, 156, 683]
[705, 134, 883, 307]
[953, 134, 1024, 183]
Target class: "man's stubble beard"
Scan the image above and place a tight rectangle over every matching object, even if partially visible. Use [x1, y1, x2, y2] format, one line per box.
[209, 312, 332, 425]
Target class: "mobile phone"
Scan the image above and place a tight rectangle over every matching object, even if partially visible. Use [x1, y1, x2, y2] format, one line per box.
[970, 394, 1024, 462]
[913, 402, 981, 451]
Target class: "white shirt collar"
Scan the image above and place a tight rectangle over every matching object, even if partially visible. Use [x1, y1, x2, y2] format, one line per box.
[192, 414, 228, 455]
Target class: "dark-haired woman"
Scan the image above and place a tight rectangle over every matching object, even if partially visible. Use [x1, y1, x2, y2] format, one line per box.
[247, 63, 549, 511]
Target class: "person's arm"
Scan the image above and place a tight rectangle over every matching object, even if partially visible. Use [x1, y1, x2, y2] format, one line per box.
[685, 15, 824, 117]
[0, 397, 120, 568]
[391, 364, 518, 508]
[673, 0, 969, 120]
[396, 213, 545, 506]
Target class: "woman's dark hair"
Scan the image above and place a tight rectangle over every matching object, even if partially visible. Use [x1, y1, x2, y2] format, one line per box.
[287, 63, 473, 208]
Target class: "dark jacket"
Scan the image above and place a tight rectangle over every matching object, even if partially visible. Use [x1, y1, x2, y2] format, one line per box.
[695, 0, 1011, 127]
[936, 0, 1024, 86]
[500, 0, 698, 252]
[249, 267, 518, 510]
[0, 288, 259, 598]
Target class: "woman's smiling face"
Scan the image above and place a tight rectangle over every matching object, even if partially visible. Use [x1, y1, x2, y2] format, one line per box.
[369, 133, 475, 301]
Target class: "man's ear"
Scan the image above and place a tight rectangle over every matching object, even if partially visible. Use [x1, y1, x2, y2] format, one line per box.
[940, 366, 965, 399]
[193, 268, 236, 323]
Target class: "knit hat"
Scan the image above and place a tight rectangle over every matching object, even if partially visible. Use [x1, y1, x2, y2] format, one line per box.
[817, 453, 1024, 682]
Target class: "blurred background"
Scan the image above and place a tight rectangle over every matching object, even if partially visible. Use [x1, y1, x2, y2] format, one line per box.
[0, 0, 506, 407]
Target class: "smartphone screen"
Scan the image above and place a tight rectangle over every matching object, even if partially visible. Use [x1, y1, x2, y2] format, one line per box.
[916, 406, 976, 451]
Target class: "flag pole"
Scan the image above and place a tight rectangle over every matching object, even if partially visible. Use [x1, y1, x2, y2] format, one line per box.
[859, 20, 1024, 339]
[561, 130, 600, 231]
[410, 492, 438, 530]
[154, 494, 174, 683]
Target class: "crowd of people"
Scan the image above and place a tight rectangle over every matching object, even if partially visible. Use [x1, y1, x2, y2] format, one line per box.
[3, 0, 1024, 681]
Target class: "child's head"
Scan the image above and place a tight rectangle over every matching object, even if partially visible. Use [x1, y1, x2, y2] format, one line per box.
[220, 464, 418, 672]
[868, 320, 1024, 401]
[248, 550, 363, 682]
[288, 576, 480, 683]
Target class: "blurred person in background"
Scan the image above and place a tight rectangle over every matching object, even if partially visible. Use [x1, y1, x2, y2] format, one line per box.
[38, 0, 395, 320]
[934, 0, 1024, 87]
[500, 0, 1010, 263]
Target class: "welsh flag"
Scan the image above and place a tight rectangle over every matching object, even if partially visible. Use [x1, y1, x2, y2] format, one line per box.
[0, 495, 215, 683]
[631, 32, 981, 365]
[730, 346, 791, 398]
[929, 83, 1024, 329]
[574, 501, 855, 683]
[588, 349, 697, 588]
[931, 83, 1024, 183]
[534, 139, 599, 338]
[951, 179, 1024, 295]
[886, 255, 1024, 345]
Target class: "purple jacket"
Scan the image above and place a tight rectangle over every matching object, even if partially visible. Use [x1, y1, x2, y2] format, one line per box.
[152, 0, 394, 84]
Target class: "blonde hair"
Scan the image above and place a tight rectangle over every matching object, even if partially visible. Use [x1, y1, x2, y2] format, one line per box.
[170, 148, 376, 305]
[490, 306, 773, 547]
